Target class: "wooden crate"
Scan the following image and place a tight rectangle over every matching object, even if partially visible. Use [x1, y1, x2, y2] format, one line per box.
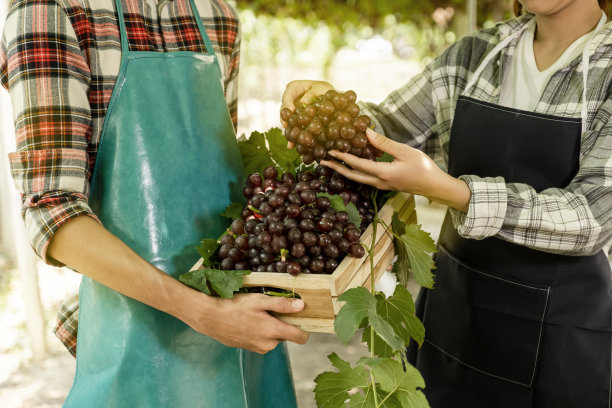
[190, 192, 416, 333]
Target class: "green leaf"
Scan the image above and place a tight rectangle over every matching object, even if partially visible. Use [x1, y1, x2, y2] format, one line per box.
[346, 202, 362, 229]
[204, 269, 251, 299]
[378, 285, 425, 347]
[314, 353, 371, 408]
[197, 238, 220, 268]
[318, 192, 346, 212]
[377, 152, 395, 163]
[220, 202, 245, 220]
[359, 358, 429, 408]
[238, 130, 275, 177]
[362, 326, 394, 359]
[335, 287, 377, 344]
[392, 216, 437, 289]
[178, 270, 212, 295]
[265, 127, 302, 173]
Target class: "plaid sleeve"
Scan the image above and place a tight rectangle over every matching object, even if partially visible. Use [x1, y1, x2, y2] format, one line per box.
[1, 0, 99, 266]
[449, 113, 612, 255]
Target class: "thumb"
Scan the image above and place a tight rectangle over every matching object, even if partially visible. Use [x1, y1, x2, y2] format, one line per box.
[265, 297, 305, 314]
[365, 128, 402, 156]
[281, 80, 315, 112]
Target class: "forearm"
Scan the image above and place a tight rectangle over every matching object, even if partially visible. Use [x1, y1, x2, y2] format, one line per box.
[46, 215, 205, 323]
[419, 168, 471, 213]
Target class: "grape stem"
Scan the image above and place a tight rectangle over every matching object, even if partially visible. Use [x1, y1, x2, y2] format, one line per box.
[369, 190, 379, 407]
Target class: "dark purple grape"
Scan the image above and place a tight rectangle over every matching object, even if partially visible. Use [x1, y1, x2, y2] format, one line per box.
[315, 196, 331, 210]
[219, 235, 235, 246]
[269, 220, 284, 235]
[318, 233, 332, 247]
[247, 173, 262, 187]
[271, 235, 288, 252]
[252, 186, 264, 196]
[287, 261, 302, 276]
[256, 265, 267, 272]
[310, 259, 325, 273]
[241, 206, 253, 220]
[248, 234, 258, 249]
[275, 206, 287, 218]
[262, 178, 276, 192]
[256, 231, 272, 247]
[281, 172, 296, 186]
[288, 192, 302, 205]
[349, 243, 365, 258]
[231, 219, 245, 235]
[297, 255, 311, 268]
[295, 181, 310, 193]
[276, 184, 290, 198]
[302, 153, 315, 165]
[338, 238, 351, 253]
[288, 228, 302, 243]
[248, 247, 259, 258]
[235, 235, 249, 250]
[300, 208, 315, 220]
[300, 189, 316, 205]
[266, 263, 278, 272]
[284, 218, 299, 230]
[251, 194, 265, 208]
[234, 261, 249, 270]
[316, 218, 334, 233]
[299, 219, 315, 232]
[340, 191, 351, 205]
[296, 143, 310, 155]
[219, 243, 232, 259]
[309, 179, 322, 191]
[260, 251, 274, 264]
[286, 203, 300, 218]
[349, 147, 363, 157]
[335, 211, 349, 224]
[309, 246, 321, 256]
[291, 243, 306, 258]
[302, 232, 319, 247]
[242, 185, 254, 199]
[345, 228, 361, 243]
[321, 210, 336, 220]
[323, 244, 339, 259]
[221, 258, 234, 270]
[325, 258, 338, 273]
[329, 178, 345, 193]
[317, 165, 334, 179]
[268, 193, 284, 208]
[253, 223, 267, 235]
[313, 144, 327, 161]
[275, 261, 288, 274]
[329, 229, 343, 242]
[298, 171, 317, 182]
[250, 255, 261, 267]
[259, 202, 272, 216]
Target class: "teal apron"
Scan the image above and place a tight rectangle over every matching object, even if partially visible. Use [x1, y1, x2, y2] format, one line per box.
[63, 0, 297, 406]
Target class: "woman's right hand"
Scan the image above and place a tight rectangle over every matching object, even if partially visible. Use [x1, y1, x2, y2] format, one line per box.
[182, 290, 310, 354]
[280, 80, 335, 128]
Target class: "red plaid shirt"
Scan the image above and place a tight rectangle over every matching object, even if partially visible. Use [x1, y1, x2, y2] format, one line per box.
[1, 0, 240, 356]
[1, 0, 240, 265]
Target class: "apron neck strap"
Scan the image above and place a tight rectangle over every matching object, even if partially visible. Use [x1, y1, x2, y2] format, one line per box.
[465, 11, 607, 134]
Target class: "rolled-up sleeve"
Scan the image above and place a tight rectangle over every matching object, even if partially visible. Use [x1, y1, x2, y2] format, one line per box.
[1, 0, 99, 265]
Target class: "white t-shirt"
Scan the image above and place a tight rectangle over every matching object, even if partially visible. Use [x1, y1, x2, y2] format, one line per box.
[498, 14, 606, 111]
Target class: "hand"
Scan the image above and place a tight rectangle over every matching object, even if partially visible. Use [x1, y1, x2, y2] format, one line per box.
[185, 292, 310, 354]
[320, 128, 471, 213]
[280, 80, 335, 148]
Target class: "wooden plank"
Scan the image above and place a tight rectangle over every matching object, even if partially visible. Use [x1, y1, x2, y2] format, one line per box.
[277, 316, 336, 333]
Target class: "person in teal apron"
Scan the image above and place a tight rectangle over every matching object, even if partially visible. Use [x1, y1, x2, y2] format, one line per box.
[281, 0, 612, 406]
[2, 0, 308, 406]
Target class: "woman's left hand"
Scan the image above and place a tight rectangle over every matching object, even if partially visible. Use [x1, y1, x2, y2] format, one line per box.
[321, 128, 471, 213]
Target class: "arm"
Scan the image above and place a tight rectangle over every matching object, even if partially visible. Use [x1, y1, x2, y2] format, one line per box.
[2, 0, 308, 353]
[47, 216, 308, 354]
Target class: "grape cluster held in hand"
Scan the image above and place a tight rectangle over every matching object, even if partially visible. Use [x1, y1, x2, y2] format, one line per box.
[217, 165, 375, 276]
[281, 90, 382, 164]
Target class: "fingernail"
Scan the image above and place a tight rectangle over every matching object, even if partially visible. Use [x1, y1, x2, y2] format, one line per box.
[366, 128, 375, 136]
[292, 299, 304, 309]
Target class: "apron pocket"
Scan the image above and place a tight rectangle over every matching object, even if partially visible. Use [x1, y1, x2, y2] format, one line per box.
[423, 245, 550, 387]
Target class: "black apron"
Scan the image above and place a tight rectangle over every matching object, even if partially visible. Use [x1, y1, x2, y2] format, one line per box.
[409, 95, 612, 407]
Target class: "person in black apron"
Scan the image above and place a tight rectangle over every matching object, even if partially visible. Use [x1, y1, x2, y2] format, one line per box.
[281, 1, 612, 407]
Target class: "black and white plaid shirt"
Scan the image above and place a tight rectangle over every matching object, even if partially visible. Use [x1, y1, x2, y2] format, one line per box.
[363, 13, 612, 256]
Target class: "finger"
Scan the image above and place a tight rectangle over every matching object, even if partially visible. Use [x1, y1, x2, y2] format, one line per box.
[365, 128, 404, 157]
[300, 89, 322, 105]
[281, 80, 314, 112]
[320, 159, 386, 188]
[263, 297, 305, 314]
[327, 149, 386, 176]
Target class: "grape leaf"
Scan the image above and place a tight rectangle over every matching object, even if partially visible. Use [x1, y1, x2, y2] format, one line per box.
[220, 202, 245, 220]
[237, 131, 275, 177]
[394, 221, 436, 289]
[335, 287, 377, 344]
[377, 285, 425, 347]
[362, 326, 394, 359]
[178, 269, 212, 295]
[314, 352, 370, 408]
[359, 358, 429, 408]
[347, 387, 403, 408]
[265, 127, 302, 173]
[197, 238, 220, 268]
[377, 152, 395, 163]
[391, 212, 411, 287]
[204, 268, 251, 299]
[346, 202, 361, 229]
[316, 193, 361, 229]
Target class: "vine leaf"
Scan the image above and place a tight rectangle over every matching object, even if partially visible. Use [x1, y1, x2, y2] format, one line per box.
[178, 268, 250, 299]
[238, 128, 302, 177]
[392, 216, 436, 289]
[363, 286, 425, 356]
[358, 358, 429, 408]
[314, 353, 370, 408]
[317, 193, 361, 229]
[336, 288, 404, 352]
[196, 238, 219, 268]
[264, 127, 302, 173]
[220, 202, 244, 220]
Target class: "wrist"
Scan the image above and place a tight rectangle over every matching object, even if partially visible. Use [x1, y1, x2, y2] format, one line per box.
[421, 168, 471, 213]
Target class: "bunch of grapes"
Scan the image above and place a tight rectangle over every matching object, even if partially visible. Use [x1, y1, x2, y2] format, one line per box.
[217, 165, 378, 276]
[281, 90, 382, 164]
